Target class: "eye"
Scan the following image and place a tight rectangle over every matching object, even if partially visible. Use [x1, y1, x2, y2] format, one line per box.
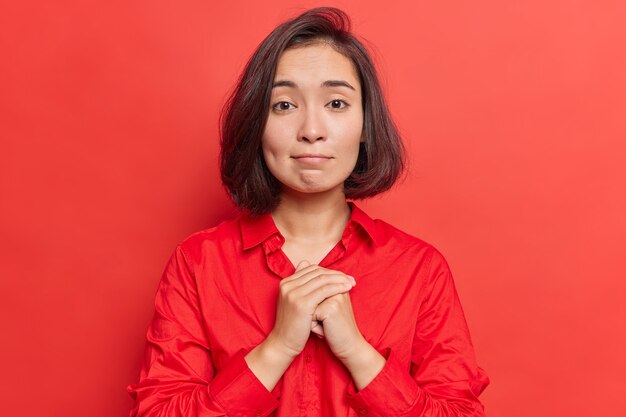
[272, 101, 295, 112]
[328, 99, 349, 110]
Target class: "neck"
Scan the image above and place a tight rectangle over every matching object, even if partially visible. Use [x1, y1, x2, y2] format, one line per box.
[271, 187, 351, 244]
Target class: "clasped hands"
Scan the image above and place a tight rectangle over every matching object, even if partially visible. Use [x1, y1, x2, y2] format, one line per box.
[270, 260, 366, 363]
[261, 260, 386, 391]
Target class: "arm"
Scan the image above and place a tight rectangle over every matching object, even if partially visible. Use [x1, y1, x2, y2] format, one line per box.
[345, 248, 490, 416]
[126, 245, 280, 417]
[244, 334, 297, 392]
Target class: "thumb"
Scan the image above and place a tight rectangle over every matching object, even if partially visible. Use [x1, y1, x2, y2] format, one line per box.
[295, 260, 311, 271]
[311, 320, 325, 338]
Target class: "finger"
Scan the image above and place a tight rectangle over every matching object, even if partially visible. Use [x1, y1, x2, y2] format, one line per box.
[295, 260, 310, 271]
[296, 273, 355, 296]
[281, 263, 322, 284]
[302, 281, 355, 307]
[311, 321, 325, 337]
[292, 268, 356, 289]
[311, 327, 324, 337]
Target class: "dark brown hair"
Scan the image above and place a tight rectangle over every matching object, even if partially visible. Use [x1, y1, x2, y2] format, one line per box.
[219, 7, 405, 214]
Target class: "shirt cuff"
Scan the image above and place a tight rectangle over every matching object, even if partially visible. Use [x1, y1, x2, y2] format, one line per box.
[346, 347, 420, 416]
[209, 348, 281, 416]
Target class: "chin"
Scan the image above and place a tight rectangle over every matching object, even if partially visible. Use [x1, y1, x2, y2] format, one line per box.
[286, 182, 344, 196]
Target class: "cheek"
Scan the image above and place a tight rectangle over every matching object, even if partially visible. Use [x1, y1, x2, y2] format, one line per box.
[262, 121, 290, 157]
[338, 117, 363, 154]
[260, 141, 281, 182]
[261, 135, 278, 162]
[261, 131, 290, 181]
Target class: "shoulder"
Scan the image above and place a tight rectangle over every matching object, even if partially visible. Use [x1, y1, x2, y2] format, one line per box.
[173, 212, 244, 264]
[367, 213, 451, 270]
[369, 214, 438, 252]
[370, 217, 457, 299]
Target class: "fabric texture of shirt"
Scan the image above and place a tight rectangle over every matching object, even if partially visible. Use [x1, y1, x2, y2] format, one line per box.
[127, 202, 489, 416]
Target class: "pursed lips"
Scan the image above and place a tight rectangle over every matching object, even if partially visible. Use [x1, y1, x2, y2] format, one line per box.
[291, 154, 333, 165]
[291, 154, 332, 159]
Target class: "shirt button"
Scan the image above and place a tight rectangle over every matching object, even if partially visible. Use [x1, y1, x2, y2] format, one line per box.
[305, 354, 313, 363]
[357, 408, 368, 415]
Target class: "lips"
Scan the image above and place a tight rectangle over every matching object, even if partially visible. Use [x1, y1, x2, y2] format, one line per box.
[292, 154, 332, 159]
[291, 154, 333, 165]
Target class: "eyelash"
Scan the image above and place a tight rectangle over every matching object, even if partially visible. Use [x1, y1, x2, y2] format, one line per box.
[271, 99, 349, 112]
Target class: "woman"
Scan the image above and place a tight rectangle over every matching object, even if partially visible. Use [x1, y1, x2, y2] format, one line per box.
[128, 7, 489, 417]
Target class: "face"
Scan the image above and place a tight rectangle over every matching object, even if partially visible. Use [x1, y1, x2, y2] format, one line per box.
[261, 42, 364, 197]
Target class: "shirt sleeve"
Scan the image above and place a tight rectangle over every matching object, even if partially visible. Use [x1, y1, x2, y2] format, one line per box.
[126, 244, 281, 417]
[346, 247, 490, 416]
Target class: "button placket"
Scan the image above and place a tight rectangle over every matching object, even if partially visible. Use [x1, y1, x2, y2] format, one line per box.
[298, 337, 318, 416]
[263, 234, 294, 278]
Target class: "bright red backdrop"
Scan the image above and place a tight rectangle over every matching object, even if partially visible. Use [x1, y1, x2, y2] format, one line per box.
[1, 1, 625, 416]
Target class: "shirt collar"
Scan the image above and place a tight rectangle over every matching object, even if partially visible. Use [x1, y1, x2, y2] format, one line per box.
[239, 201, 380, 250]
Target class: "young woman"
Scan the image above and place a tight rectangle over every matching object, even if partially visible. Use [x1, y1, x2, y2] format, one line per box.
[128, 7, 489, 417]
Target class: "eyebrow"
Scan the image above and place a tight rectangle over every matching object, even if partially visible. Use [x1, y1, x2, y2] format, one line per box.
[272, 79, 356, 91]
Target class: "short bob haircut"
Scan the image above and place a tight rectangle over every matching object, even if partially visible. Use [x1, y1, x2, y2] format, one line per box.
[220, 7, 405, 215]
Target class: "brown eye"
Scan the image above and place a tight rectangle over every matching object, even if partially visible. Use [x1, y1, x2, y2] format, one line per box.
[328, 99, 348, 109]
[273, 101, 295, 111]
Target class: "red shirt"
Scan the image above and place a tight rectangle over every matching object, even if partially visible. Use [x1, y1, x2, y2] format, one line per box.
[127, 202, 489, 416]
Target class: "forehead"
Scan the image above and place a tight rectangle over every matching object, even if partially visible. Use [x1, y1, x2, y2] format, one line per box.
[274, 43, 360, 89]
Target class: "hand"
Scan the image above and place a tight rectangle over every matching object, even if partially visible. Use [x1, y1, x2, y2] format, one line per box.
[312, 290, 367, 362]
[311, 289, 386, 391]
[266, 260, 356, 359]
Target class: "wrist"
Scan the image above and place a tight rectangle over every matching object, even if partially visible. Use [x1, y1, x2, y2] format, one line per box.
[244, 335, 296, 392]
[262, 333, 300, 364]
[336, 335, 369, 365]
[340, 340, 386, 390]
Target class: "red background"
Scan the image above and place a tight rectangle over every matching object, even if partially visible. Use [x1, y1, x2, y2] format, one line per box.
[1, 1, 625, 416]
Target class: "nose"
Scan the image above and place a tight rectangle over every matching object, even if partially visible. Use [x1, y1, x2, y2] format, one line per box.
[298, 107, 326, 143]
